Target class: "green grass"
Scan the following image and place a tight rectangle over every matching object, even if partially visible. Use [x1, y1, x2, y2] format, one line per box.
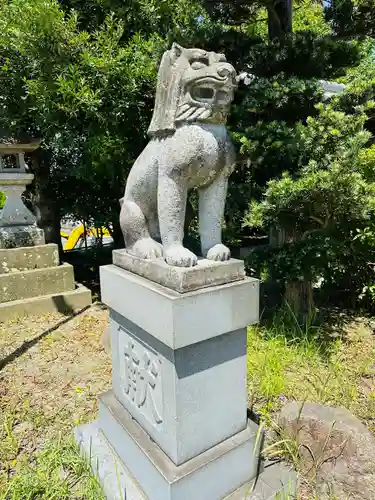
[247, 308, 375, 425]
[247, 307, 375, 498]
[0, 308, 111, 499]
[1, 307, 374, 499]
[1, 432, 104, 500]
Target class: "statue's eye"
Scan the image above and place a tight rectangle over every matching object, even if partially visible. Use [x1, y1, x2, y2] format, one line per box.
[191, 58, 208, 70]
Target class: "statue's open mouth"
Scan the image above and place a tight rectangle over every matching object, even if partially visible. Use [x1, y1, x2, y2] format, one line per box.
[191, 86, 215, 103]
[189, 76, 236, 105]
[191, 85, 233, 105]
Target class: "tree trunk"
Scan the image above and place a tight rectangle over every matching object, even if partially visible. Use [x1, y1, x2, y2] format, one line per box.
[30, 150, 63, 258]
[268, 0, 292, 39]
[284, 280, 314, 322]
[270, 227, 314, 322]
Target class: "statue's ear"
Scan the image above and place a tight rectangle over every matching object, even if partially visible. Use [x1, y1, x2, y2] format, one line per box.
[148, 49, 182, 136]
[171, 43, 184, 57]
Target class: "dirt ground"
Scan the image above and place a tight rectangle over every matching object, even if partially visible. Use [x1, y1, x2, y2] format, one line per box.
[1, 303, 375, 499]
[0, 304, 111, 493]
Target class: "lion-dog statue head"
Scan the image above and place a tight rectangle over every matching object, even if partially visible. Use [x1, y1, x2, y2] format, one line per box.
[148, 43, 237, 137]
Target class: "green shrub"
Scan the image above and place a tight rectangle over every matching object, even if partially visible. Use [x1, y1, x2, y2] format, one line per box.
[0, 192, 5, 210]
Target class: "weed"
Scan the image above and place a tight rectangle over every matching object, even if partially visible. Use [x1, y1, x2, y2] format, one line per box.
[247, 307, 375, 422]
[251, 310, 375, 500]
[3, 413, 19, 458]
[260, 419, 302, 472]
[2, 435, 104, 500]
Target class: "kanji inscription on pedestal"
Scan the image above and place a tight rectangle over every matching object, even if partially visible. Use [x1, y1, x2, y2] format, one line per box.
[117, 325, 163, 427]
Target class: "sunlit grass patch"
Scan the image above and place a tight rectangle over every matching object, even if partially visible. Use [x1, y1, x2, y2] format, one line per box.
[0, 306, 111, 498]
[247, 311, 375, 427]
[2, 436, 104, 500]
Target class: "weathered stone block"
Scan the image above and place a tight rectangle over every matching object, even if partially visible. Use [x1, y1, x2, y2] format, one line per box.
[0, 172, 36, 226]
[0, 286, 92, 321]
[0, 263, 75, 303]
[278, 401, 375, 499]
[0, 224, 45, 249]
[76, 419, 297, 500]
[88, 390, 259, 500]
[111, 310, 247, 465]
[113, 249, 245, 293]
[100, 264, 259, 349]
[0, 243, 59, 273]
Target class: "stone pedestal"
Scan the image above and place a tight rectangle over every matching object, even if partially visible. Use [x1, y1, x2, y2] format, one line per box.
[0, 244, 92, 320]
[76, 255, 265, 499]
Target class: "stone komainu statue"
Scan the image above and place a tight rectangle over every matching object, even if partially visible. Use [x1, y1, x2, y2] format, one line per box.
[120, 43, 237, 267]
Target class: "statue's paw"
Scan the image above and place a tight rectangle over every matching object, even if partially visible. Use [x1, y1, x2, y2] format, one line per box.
[128, 238, 164, 260]
[206, 243, 231, 262]
[165, 245, 197, 267]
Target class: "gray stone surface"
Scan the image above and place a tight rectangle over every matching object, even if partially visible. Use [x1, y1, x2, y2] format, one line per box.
[0, 263, 75, 303]
[278, 401, 375, 499]
[120, 43, 238, 267]
[111, 310, 247, 465]
[0, 172, 36, 226]
[95, 390, 259, 500]
[100, 264, 259, 349]
[0, 224, 45, 248]
[0, 243, 59, 273]
[113, 248, 245, 292]
[75, 421, 145, 500]
[0, 285, 92, 321]
[76, 420, 297, 500]
[254, 461, 298, 499]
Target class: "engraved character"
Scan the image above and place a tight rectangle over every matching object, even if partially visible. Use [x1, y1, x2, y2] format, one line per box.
[122, 340, 163, 424]
[138, 352, 163, 424]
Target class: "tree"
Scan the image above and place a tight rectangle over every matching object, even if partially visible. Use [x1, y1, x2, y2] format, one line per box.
[244, 105, 375, 314]
[325, 0, 375, 38]
[0, 0, 89, 248]
[0, 0, 201, 250]
[229, 1, 375, 317]
[189, 0, 373, 318]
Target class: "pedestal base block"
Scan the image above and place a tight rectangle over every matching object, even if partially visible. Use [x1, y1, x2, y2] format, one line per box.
[76, 390, 260, 500]
[0, 224, 45, 248]
[113, 249, 246, 293]
[76, 419, 298, 500]
[75, 421, 145, 500]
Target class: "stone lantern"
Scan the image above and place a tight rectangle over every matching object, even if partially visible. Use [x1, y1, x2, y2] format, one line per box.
[0, 139, 45, 248]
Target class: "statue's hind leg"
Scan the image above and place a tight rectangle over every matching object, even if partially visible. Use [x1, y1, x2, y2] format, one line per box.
[120, 200, 163, 259]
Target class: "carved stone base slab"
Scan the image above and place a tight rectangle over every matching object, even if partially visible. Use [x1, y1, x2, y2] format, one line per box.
[75, 418, 298, 500]
[112, 249, 245, 293]
[75, 390, 260, 500]
[0, 224, 45, 249]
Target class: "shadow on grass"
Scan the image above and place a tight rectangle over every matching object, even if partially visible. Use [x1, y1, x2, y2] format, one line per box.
[252, 277, 375, 360]
[0, 305, 90, 372]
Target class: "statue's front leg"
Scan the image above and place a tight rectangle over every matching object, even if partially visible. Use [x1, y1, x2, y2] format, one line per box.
[199, 172, 231, 261]
[158, 173, 198, 267]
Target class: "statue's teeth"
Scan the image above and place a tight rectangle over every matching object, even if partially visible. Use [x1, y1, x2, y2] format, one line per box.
[177, 103, 191, 116]
[200, 109, 211, 120]
[176, 106, 197, 121]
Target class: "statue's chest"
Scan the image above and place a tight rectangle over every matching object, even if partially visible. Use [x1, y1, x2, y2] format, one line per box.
[168, 124, 233, 189]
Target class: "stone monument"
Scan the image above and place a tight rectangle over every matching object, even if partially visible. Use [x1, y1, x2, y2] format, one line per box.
[0, 136, 92, 320]
[0, 138, 44, 248]
[76, 44, 296, 499]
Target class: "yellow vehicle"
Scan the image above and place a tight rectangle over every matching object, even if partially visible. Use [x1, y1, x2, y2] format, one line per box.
[61, 224, 112, 251]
